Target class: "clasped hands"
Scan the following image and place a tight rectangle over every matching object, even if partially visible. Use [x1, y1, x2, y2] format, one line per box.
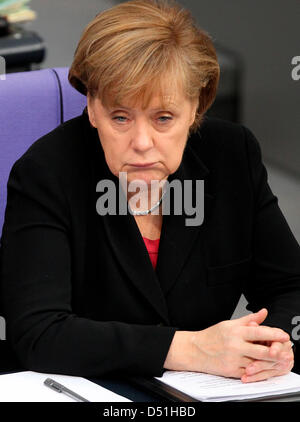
[190, 309, 294, 383]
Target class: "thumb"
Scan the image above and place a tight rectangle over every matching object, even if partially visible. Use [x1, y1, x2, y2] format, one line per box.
[235, 308, 268, 326]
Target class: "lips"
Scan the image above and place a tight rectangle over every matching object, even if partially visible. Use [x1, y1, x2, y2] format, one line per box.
[129, 163, 156, 168]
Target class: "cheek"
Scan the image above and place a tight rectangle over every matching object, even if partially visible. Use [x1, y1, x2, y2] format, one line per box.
[161, 133, 188, 172]
[96, 132, 114, 166]
[97, 130, 129, 175]
[104, 147, 124, 175]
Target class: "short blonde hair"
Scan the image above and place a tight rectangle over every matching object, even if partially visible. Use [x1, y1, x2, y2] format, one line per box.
[68, 0, 220, 132]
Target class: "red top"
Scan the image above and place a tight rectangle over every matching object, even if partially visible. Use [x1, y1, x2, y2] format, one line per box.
[143, 237, 160, 270]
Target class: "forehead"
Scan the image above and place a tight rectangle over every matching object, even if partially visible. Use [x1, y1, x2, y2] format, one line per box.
[102, 74, 187, 110]
[114, 95, 180, 110]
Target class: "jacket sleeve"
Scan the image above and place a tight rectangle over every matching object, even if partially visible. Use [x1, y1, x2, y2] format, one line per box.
[242, 126, 300, 372]
[0, 155, 176, 378]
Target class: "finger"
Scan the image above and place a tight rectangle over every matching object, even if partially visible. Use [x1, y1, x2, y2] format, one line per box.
[247, 321, 259, 327]
[242, 360, 294, 383]
[237, 309, 268, 327]
[282, 341, 294, 353]
[244, 326, 290, 343]
[269, 340, 294, 359]
[244, 343, 285, 362]
[269, 341, 284, 358]
[279, 349, 295, 364]
[240, 356, 255, 368]
[241, 369, 281, 383]
[253, 339, 291, 351]
[245, 360, 277, 376]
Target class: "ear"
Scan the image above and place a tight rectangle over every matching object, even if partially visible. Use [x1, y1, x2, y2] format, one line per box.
[87, 93, 97, 128]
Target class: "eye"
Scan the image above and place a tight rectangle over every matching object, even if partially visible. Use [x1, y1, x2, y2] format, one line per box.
[112, 116, 129, 123]
[157, 116, 173, 124]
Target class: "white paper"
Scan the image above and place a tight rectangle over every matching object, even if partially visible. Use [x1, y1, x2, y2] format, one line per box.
[155, 371, 300, 402]
[0, 371, 131, 402]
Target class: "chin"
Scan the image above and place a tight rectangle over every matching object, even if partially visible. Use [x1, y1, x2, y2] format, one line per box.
[127, 171, 164, 187]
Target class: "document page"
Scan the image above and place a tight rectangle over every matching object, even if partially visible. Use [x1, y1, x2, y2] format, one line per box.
[155, 371, 300, 402]
[0, 371, 131, 402]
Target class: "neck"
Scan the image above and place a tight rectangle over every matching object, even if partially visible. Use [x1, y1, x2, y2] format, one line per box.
[121, 179, 168, 214]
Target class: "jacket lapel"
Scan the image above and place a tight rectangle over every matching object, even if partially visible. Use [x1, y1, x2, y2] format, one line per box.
[156, 142, 214, 296]
[85, 112, 214, 323]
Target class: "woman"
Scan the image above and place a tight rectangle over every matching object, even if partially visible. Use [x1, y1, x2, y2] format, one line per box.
[0, 0, 299, 383]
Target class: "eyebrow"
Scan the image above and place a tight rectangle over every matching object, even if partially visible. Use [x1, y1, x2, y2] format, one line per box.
[109, 102, 179, 111]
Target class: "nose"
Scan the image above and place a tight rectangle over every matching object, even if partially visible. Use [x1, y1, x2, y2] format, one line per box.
[130, 119, 154, 152]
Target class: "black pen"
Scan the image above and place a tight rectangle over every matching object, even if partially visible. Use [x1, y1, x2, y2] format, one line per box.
[44, 378, 90, 402]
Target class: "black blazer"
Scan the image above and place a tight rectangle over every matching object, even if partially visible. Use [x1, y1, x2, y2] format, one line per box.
[1, 110, 300, 377]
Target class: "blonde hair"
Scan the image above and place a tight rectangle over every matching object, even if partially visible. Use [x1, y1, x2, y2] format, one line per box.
[68, 0, 220, 132]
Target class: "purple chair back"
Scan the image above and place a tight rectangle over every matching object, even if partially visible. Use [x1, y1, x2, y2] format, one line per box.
[0, 67, 86, 237]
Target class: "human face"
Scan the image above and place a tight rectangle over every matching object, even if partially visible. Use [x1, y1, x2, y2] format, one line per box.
[87, 89, 198, 188]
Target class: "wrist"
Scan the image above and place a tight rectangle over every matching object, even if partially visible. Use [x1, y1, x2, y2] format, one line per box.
[163, 330, 198, 371]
